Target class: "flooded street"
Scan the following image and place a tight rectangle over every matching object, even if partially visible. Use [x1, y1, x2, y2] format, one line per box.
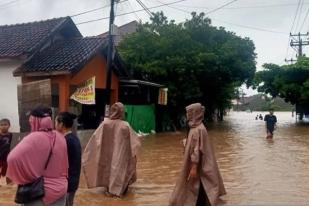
[2, 112, 309, 205]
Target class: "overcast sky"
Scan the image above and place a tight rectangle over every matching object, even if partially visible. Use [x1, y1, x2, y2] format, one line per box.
[1, 0, 308, 95]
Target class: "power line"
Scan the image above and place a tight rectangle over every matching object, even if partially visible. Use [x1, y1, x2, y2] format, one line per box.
[285, 0, 302, 60]
[75, 0, 288, 37]
[0, 0, 15, 4]
[294, 0, 305, 32]
[153, 0, 190, 14]
[285, 36, 292, 60]
[175, 2, 309, 10]
[290, 0, 302, 33]
[299, 7, 309, 31]
[204, 0, 239, 15]
[127, 0, 142, 21]
[0, 0, 42, 11]
[135, 0, 153, 17]
[76, 0, 188, 25]
[71, 5, 110, 18]
[71, 0, 128, 18]
[0, 0, 20, 8]
[212, 18, 288, 35]
[151, 0, 288, 35]
[154, 0, 283, 34]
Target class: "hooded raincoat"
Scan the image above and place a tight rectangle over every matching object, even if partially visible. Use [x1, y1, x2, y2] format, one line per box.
[170, 103, 226, 206]
[82, 102, 141, 196]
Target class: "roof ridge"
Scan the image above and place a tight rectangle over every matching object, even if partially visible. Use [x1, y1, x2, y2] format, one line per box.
[55, 36, 108, 41]
[0, 16, 70, 28]
[82, 36, 107, 39]
[26, 17, 73, 54]
[117, 20, 138, 29]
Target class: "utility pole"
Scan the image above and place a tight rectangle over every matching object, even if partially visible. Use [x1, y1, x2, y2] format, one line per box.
[105, 0, 116, 117]
[290, 32, 309, 59]
[284, 58, 297, 64]
[288, 33, 309, 122]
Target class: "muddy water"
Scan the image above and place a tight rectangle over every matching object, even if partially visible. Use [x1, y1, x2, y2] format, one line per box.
[2, 112, 309, 205]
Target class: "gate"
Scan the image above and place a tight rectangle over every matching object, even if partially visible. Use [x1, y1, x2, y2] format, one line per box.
[17, 79, 52, 132]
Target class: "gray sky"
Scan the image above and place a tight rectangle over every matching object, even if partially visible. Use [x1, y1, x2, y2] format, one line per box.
[1, 0, 308, 95]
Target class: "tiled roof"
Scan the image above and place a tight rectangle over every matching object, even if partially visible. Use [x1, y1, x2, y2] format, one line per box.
[16, 37, 106, 74]
[14, 37, 129, 77]
[0, 17, 80, 58]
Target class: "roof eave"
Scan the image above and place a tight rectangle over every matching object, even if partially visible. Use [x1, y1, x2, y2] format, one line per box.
[120, 79, 163, 88]
[0, 55, 27, 61]
[14, 70, 70, 77]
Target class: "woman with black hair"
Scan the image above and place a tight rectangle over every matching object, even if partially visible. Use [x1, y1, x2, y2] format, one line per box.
[55, 112, 81, 206]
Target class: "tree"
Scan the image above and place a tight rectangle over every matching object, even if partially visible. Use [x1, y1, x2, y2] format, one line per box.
[119, 12, 256, 125]
[255, 57, 309, 118]
[255, 58, 309, 104]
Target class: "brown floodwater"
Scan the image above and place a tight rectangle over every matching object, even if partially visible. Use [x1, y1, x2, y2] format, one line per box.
[2, 112, 309, 205]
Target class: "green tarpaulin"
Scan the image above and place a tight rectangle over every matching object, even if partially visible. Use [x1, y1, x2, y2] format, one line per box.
[125, 104, 155, 133]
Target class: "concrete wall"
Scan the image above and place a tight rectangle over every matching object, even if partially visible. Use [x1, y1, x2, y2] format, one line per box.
[0, 60, 22, 132]
[77, 129, 95, 149]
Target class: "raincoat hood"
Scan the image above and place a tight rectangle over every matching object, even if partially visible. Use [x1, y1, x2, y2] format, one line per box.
[110, 102, 125, 120]
[186, 103, 205, 128]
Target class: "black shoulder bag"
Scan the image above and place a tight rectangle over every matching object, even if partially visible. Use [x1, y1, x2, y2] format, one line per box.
[15, 134, 56, 204]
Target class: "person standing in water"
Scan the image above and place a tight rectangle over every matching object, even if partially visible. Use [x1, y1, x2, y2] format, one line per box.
[170, 103, 226, 206]
[264, 109, 277, 138]
[82, 102, 141, 197]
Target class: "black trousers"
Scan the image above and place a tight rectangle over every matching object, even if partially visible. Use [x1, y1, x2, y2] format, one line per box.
[196, 182, 210, 206]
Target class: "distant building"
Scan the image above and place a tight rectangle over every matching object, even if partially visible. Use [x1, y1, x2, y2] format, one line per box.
[99, 21, 138, 46]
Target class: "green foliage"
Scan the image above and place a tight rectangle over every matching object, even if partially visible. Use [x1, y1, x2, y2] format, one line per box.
[255, 57, 309, 106]
[119, 12, 256, 121]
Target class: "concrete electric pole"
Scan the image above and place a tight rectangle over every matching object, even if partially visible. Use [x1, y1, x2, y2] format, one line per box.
[290, 32, 309, 59]
[105, 0, 116, 117]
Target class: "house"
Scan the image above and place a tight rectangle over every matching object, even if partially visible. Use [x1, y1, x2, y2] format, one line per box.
[0, 17, 81, 132]
[99, 21, 138, 46]
[0, 17, 128, 132]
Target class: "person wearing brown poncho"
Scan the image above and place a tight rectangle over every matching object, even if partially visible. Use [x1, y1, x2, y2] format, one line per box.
[170, 103, 226, 206]
[82, 102, 141, 197]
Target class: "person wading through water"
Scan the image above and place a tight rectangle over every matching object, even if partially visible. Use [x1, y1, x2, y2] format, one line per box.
[170, 103, 226, 206]
[264, 109, 277, 139]
[82, 102, 141, 197]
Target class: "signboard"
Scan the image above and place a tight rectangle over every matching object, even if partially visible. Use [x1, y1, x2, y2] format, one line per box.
[71, 77, 96, 105]
[158, 88, 168, 105]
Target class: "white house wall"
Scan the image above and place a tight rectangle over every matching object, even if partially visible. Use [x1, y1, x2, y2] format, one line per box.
[0, 60, 22, 132]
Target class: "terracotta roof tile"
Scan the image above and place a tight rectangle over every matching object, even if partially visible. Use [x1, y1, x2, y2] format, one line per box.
[0, 17, 75, 58]
[19, 37, 107, 74]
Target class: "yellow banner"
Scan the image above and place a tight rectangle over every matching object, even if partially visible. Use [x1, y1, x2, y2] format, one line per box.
[70, 77, 96, 105]
[158, 88, 168, 105]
